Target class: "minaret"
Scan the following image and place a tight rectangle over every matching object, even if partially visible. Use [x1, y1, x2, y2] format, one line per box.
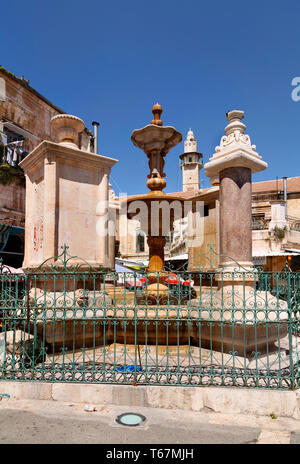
[179, 129, 203, 192]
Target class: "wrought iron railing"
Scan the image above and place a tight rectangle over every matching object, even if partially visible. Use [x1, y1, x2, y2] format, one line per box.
[252, 216, 270, 230]
[287, 216, 300, 232]
[252, 215, 300, 232]
[0, 249, 299, 389]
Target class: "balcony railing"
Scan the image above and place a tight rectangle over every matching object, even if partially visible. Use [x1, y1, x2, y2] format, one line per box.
[287, 216, 300, 232]
[252, 216, 270, 230]
[252, 215, 300, 232]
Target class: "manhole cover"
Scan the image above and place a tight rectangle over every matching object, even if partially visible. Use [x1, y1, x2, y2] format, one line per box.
[116, 413, 146, 427]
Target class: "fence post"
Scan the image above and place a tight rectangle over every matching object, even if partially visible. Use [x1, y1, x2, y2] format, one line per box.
[287, 272, 295, 389]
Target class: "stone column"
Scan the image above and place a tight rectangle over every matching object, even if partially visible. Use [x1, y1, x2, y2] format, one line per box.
[147, 236, 166, 272]
[107, 204, 117, 270]
[43, 153, 57, 263]
[96, 168, 109, 267]
[219, 166, 252, 266]
[205, 110, 268, 272]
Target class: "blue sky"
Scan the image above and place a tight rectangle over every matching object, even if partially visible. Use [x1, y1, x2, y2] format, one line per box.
[2, 0, 300, 194]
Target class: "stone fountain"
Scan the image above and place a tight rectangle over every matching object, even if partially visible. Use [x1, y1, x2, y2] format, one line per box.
[126, 104, 186, 304]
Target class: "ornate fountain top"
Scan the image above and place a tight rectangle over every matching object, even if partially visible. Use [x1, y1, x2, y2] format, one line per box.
[131, 104, 182, 156]
[130, 104, 182, 193]
[150, 103, 163, 126]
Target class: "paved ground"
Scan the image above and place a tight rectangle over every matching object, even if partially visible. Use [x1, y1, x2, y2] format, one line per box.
[0, 397, 299, 444]
[290, 432, 300, 444]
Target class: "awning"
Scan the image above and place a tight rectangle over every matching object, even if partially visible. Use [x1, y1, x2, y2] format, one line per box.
[284, 248, 300, 254]
[253, 251, 299, 257]
[1, 265, 23, 274]
[115, 258, 145, 267]
[166, 253, 188, 261]
[115, 263, 135, 273]
[0, 224, 24, 251]
[3, 121, 39, 142]
[0, 224, 12, 251]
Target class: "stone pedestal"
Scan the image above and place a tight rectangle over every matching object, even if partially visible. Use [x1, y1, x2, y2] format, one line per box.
[269, 200, 289, 231]
[19, 114, 118, 272]
[18, 114, 119, 351]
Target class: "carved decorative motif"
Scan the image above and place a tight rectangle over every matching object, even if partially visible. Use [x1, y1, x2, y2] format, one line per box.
[216, 131, 256, 152]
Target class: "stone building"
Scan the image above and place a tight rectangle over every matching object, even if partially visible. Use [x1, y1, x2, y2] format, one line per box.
[0, 66, 92, 267]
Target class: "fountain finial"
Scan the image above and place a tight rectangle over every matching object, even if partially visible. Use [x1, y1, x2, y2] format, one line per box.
[151, 103, 163, 126]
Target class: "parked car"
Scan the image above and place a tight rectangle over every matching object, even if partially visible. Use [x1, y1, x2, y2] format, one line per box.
[124, 276, 145, 291]
[165, 273, 196, 300]
[125, 272, 196, 299]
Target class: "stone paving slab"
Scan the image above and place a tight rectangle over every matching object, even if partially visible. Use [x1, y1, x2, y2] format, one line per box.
[0, 408, 261, 444]
[256, 430, 291, 444]
[290, 432, 300, 444]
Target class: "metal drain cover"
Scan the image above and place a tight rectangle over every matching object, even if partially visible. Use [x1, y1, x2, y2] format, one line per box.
[116, 413, 146, 427]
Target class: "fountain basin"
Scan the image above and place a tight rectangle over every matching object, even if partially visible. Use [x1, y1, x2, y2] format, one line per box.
[26, 307, 288, 357]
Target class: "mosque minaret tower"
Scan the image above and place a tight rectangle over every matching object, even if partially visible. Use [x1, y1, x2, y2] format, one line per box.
[179, 129, 203, 192]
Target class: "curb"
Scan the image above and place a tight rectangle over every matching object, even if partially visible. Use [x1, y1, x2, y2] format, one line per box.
[0, 381, 299, 419]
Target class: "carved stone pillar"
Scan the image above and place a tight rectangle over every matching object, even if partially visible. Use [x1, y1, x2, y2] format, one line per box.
[205, 110, 268, 271]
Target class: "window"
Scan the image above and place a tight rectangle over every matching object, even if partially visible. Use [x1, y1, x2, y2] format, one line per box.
[0, 126, 26, 167]
[0, 78, 5, 102]
[136, 230, 145, 252]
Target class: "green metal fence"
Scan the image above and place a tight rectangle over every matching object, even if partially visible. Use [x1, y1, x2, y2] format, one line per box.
[0, 251, 299, 390]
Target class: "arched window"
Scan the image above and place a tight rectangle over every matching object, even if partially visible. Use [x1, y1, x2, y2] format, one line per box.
[136, 230, 145, 252]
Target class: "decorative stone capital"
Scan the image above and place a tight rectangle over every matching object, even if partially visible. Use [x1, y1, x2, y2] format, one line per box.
[224, 110, 246, 136]
[204, 110, 268, 178]
[51, 114, 85, 149]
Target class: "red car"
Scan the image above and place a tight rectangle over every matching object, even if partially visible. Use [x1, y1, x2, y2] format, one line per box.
[125, 273, 194, 292]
